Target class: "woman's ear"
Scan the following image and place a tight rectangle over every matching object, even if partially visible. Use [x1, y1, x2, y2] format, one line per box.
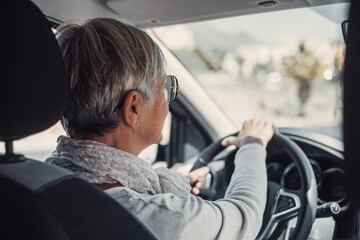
[122, 91, 145, 130]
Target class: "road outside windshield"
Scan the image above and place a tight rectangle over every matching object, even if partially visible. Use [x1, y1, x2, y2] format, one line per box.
[153, 3, 348, 139]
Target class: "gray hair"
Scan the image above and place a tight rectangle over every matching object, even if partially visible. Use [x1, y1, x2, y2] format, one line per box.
[56, 18, 165, 139]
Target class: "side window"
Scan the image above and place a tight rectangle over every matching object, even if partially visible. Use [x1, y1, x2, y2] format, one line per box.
[168, 112, 208, 166]
[3, 122, 66, 161]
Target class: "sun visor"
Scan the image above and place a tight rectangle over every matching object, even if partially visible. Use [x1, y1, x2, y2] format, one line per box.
[106, 0, 310, 28]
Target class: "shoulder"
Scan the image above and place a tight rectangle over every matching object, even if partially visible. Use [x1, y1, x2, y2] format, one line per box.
[106, 186, 195, 213]
[106, 187, 187, 240]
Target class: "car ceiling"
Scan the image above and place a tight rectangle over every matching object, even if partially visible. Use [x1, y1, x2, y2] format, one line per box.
[31, 0, 350, 28]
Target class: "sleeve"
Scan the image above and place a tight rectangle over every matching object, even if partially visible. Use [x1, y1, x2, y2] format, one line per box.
[179, 143, 267, 240]
[107, 143, 267, 240]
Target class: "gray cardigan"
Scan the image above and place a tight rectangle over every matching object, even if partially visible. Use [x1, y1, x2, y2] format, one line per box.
[106, 143, 267, 240]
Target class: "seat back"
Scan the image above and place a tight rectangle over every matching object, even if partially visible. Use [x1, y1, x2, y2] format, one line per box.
[0, 1, 158, 239]
[0, 159, 158, 240]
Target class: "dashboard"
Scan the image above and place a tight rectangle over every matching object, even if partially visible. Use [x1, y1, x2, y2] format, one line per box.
[266, 158, 346, 204]
[264, 128, 350, 213]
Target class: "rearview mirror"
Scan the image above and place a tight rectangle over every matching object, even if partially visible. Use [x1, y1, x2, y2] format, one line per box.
[342, 20, 349, 44]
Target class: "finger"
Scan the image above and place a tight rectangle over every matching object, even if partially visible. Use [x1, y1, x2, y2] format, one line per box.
[195, 181, 202, 189]
[221, 136, 239, 147]
[192, 187, 200, 195]
[175, 163, 193, 176]
[187, 175, 195, 184]
[196, 166, 210, 177]
[187, 167, 209, 184]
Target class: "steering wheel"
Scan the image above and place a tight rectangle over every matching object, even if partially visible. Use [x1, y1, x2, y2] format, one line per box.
[190, 132, 317, 240]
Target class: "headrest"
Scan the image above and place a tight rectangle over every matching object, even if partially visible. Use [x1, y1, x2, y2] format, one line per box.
[0, 0, 68, 141]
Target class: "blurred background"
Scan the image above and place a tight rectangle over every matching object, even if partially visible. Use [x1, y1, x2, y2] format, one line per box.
[154, 3, 347, 138]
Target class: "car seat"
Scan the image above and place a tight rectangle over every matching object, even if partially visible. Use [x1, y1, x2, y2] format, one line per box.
[0, 0, 158, 239]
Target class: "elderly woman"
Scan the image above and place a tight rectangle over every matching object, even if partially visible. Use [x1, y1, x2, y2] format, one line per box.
[46, 18, 274, 240]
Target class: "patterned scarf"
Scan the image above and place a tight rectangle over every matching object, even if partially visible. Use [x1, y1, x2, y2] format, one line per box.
[45, 136, 191, 196]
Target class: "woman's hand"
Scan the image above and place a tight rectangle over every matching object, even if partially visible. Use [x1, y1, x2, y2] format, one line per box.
[176, 164, 210, 195]
[222, 118, 275, 148]
[187, 167, 210, 195]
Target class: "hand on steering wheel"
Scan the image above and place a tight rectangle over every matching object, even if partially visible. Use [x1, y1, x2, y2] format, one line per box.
[190, 119, 317, 240]
[222, 119, 275, 148]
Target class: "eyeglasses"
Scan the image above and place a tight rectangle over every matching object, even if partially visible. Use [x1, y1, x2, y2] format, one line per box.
[163, 75, 179, 103]
[114, 75, 179, 112]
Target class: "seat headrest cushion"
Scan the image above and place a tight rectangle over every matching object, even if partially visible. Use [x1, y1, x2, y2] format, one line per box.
[0, 0, 68, 141]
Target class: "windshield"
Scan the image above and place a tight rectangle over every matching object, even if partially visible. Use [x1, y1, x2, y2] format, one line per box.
[153, 3, 349, 139]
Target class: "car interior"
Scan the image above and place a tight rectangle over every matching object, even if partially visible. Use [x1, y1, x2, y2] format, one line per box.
[1, 0, 360, 239]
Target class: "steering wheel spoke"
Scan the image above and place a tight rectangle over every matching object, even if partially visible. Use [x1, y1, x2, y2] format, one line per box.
[258, 188, 301, 239]
[273, 189, 301, 222]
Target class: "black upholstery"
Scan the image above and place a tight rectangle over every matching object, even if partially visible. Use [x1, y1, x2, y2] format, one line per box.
[341, 2, 360, 239]
[0, 0, 67, 141]
[0, 160, 158, 240]
[0, 0, 158, 239]
[344, 1, 360, 205]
